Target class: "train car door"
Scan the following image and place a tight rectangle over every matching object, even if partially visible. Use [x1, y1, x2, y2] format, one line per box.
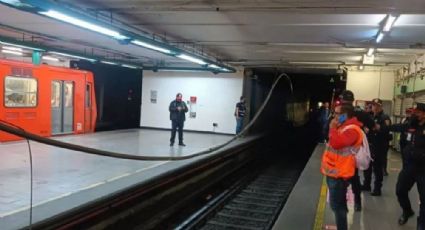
[51, 81, 74, 134]
[84, 82, 93, 132]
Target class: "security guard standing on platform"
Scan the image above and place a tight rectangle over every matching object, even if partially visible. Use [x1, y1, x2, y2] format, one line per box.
[362, 98, 391, 196]
[408, 103, 425, 230]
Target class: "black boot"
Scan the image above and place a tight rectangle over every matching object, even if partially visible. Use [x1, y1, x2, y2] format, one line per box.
[398, 209, 414, 225]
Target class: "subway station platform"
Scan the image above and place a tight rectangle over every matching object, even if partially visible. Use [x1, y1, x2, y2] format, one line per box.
[0, 129, 244, 230]
[273, 144, 419, 230]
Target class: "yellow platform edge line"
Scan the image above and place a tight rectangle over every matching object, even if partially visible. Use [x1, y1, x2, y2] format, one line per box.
[313, 176, 327, 230]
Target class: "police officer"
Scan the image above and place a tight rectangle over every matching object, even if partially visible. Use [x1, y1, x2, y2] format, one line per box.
[339, 90, 375, 211]
[389, 108, 416, 225]
[393, 103, 425, 229]
[363, 98, 391, 196]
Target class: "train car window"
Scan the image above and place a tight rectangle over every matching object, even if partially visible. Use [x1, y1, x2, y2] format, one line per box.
[85, 84, 91, 108]
[51, 81, 61, 108]
[5, 76, 37, 108]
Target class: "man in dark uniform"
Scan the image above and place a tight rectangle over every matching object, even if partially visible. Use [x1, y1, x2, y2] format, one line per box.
[235, 96, 247, 134]
[389, 107, 416, 225]
[391, 103, 425, 229]
[169, 93, 188, 146]
[363, 98, 391, 196]
[339, 90, 374, 211]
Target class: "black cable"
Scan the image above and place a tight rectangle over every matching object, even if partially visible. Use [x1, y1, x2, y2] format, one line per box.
[0, 120, 33, 229]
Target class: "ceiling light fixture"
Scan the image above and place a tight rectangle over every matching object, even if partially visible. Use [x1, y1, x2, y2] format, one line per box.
[101, 61, 118, 65]
[131, 40, 172, 54]
[376, 32, 385, 43]
[2, 49, 23, 56]
[0, 41, 44, 51]
[289, 61, 343, 65]
[208, 64, 221, 69]
[2, 46, 23, 52]
[177, 54, 207, 65]
[367, 48, 375, 56]
[383, 14, 398, 32]
[122, 64, 138, 69]
[39, 10, 128, 40]
[42, 56, 59, 62]
[49, 51, 96, 62]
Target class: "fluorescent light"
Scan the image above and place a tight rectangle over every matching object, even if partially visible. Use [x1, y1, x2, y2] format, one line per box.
[289, 61, 342, 65]
[122, 64, 138, 69]
[208, 64, 221, 69]
[0, 0, 22, 6]
[2, 46, 23, 52]
[49, 51, 96, 62]
[131, 40, 172, 54]
[101, 61, 118, 65]
[376, 32, 385, 43]
[383, 15, 397, 32]
[367, 48, 375, 56]
[0, 41, 44, 51]
[39, 10, 128, 40]
[177, 54, 207, 65]
[42, 56, 60, 62]
[2, 49, 23, 56]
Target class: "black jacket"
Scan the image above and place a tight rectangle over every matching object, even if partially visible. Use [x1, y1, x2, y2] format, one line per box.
[390, 120, 425, 168]
[169, 100, 188, 121]
[371, 111, 391, 147]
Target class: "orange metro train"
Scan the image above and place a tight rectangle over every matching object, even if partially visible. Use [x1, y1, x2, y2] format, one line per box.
[0, 58, 97, 142]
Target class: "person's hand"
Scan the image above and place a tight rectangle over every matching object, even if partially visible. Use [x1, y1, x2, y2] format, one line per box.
[330, 117, 339, 129]
[374, 123, 380, 131]
[364, 127, 370, 134]
[177, 106, 182, 111]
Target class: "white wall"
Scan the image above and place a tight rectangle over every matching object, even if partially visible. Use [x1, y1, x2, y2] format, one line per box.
[140, 71, 244, 134]
[347, 70, 395, 101]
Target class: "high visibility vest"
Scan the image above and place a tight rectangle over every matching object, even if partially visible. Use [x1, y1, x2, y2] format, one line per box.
[321, 125, 363, 179]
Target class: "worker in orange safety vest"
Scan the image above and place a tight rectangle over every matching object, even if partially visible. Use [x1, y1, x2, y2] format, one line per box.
[321, 103, 363, 230]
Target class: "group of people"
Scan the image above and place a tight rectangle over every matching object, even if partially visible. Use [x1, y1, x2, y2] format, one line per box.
[321, 90, 425, 230]
[167, 93, 246, 147]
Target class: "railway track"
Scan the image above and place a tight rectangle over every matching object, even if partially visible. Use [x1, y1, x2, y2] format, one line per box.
[176, 159, 302, 230]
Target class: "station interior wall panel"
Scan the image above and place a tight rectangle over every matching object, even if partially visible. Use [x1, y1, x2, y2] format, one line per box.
[140, 71, 244, 134]
[347, 70, 396, 101]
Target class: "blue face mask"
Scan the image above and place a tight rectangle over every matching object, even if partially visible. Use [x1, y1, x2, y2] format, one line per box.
[338, 114, 347, 123]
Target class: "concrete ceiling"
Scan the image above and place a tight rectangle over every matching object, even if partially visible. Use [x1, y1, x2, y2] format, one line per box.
[1, 0, 425, 69]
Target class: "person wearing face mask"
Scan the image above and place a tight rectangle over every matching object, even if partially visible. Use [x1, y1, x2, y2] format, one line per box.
[321, 103, 363, 230]
[235, 96, 246, 135]
[389, 104, 425, 228]
[169, 93, 188, 146]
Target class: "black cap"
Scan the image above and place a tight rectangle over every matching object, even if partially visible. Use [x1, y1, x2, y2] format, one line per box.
[416, 103, 425, 112]
[339, 90, 354, 102]
[372, 98, 383, 106]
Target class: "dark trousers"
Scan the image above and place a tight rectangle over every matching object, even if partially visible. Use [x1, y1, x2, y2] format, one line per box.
[327, 176, 349, 230]
[363, 148, 384, 191]
[383, 145, 390, 173]
[170, 120, 184, 144]
[396, 166, 415, 213]
[416, 169, 425, 229]
[350, 169, 361, 205]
